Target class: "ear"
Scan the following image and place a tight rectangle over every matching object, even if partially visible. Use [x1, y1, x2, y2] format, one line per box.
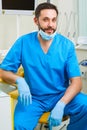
[34, 17, 38, 25]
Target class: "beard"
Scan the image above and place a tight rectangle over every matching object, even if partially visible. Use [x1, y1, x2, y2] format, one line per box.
[38, 23, 56, 34]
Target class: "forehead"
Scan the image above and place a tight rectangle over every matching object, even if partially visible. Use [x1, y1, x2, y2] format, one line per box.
[39, 9, 57, 18]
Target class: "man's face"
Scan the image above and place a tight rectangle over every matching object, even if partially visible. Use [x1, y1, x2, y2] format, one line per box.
[34, 9, 58, 35]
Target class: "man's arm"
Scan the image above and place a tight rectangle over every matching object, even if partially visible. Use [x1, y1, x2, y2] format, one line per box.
[49, 76, 82, 126]
[0, 69, 19, 84]
[0, 69, 32, 105]
[60, 76, 82, 104]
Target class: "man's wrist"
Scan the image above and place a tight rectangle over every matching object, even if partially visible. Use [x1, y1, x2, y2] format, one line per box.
[58, 100, 66, 107]
[15, 77, 23, 84]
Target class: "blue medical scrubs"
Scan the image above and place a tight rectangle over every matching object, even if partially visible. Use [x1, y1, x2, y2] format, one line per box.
[0, 32, 87, 130]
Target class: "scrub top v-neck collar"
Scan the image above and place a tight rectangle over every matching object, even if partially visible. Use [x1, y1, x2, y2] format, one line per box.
[36, 34, 57, 56]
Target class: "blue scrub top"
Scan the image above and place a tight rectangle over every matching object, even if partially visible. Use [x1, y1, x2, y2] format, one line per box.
[0, 32, 81, 96]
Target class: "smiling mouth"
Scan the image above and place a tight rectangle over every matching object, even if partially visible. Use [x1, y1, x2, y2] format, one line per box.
[45, 30, 54, 34]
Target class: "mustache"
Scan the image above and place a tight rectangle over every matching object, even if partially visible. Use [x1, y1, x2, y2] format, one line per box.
[40, 27, 56, 32]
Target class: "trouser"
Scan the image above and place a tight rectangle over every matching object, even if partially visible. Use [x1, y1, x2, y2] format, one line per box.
[14, 92, 87, 130]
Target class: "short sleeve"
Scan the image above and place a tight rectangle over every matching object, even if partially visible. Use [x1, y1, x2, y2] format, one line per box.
[0, 38, 23, 73]
[66, 43, 81, 78]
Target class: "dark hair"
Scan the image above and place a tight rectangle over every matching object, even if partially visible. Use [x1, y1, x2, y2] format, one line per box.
[35, 2, 58, 18]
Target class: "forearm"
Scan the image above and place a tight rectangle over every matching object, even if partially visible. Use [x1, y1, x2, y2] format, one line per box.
[0, 69, 19, 84]
[60, 77, 82, 104]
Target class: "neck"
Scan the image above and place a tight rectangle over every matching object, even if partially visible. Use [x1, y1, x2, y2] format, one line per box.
[38, 34, 52, 53]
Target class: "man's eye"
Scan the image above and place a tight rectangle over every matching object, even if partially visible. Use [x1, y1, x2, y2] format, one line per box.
[43, 18, 48, 22]
[43, 19, 48, 22]
[52, 19, 56, 22]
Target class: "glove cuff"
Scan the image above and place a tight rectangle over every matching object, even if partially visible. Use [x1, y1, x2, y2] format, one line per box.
[57, 100, 66, 108]
[16, 77, 23, 84]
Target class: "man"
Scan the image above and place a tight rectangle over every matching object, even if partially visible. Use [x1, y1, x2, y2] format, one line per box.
[0, 2, 87, 130]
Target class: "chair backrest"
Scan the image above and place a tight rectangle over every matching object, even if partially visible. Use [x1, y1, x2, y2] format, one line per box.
[17, 67, 24, 77]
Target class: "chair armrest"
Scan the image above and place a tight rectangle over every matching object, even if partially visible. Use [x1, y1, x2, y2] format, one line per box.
[0, 78, 17, 88]
[0, 78, 18, 99]
[0, 67, 24, 100]
[0, 78, 6, 84]
[8, 90, 18, 99]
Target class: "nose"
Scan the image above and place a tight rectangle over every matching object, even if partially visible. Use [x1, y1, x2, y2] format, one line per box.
[48, 20, 53, 27]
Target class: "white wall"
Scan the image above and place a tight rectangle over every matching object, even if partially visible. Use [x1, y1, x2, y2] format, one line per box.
[78, 0, 87, 36]
[0, 15, 17, 49]
[0, 0, 77, 50]
[0, 0, 46, 50]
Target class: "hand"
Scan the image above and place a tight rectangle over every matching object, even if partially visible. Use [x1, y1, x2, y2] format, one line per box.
[49, 100, 66, 127]
[16, 77, 32, 105]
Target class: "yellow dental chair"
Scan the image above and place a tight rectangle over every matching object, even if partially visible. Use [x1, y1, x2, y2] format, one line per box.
[0, 68, 69, 130]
